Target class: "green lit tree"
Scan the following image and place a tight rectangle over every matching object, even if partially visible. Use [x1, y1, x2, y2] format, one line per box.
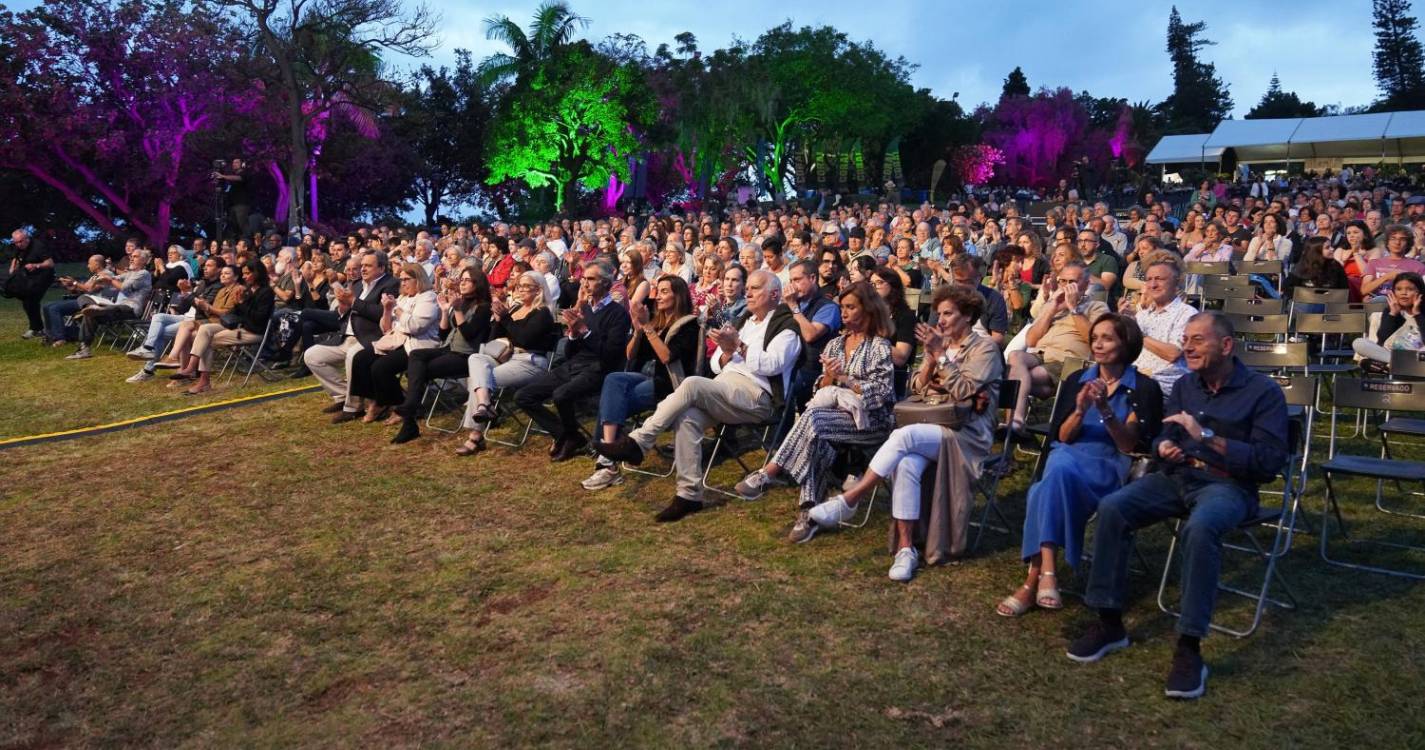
[485, 44, 650, 213]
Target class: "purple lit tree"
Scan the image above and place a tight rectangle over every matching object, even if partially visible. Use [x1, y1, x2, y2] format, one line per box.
[0, 0, 254, 247]
[979, 87, 1103, 189]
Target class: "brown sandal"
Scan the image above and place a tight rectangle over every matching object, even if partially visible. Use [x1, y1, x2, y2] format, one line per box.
[455, 435, 486, 456]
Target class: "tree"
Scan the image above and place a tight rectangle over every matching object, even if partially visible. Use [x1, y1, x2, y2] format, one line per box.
[1160, 7, 1232, 134]
[1001, 66, 1030, 99]
[1246, 73, 1323, 119]
[0, 0, 249, 247]
[1372, 0, 1425, 109]
[399, 50, 493, 225]
[485, 44, 651, 214]
[219, 0, 436, 231]
[479, 0, 588, 86]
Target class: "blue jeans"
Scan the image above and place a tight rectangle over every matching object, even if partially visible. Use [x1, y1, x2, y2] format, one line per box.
[43, 298, 81, 341]
[598, 371, 655, 428]
[143, 312, 186, 352]
[1084, 471, 1252, 638]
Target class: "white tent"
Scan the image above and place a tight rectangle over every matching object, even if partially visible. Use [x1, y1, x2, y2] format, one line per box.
[1144, 133, 1222, 165]
[1146, 109, 1425, 166]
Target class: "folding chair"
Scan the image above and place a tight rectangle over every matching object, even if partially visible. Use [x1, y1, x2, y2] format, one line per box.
[1225, 313, 1289, 342]
[486, 356, 555, 448]
[217, 318, 278, 387]
[1236, 259, 1284, 291]
[700, 419, 777, 501]
[1018, 354, 1085, 469]
[1184, 262, 1232, 277]
[1318, 377, 1425, 580]
[969, 379, 1023, 552]
[422, 377, 469, 435]
[1156, 375, 1315, 637]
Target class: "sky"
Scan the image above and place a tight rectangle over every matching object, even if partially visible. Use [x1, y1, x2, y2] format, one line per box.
[4, 0, 1388, 114]
[415, 0, 1384, 116]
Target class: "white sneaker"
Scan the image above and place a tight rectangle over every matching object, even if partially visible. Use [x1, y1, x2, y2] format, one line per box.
[126, 369, 154, 383]
[808, 495, 858, 528]
[21, 329, 39, 339]
[126, 346, 155, 360]
[734, 468, 772, 500]
[581, 466, 624, 491]
[65, 345, 92, 360]
[888, 546, 920, 582]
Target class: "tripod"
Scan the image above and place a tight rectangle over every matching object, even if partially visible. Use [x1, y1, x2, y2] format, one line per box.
[211, 182, 227, 243]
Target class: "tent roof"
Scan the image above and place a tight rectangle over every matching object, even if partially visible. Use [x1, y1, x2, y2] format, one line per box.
[1147, 109, 1425, 163]
[1144, 133, 1222, 164]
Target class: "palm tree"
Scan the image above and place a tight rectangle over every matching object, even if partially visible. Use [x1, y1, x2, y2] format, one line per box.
[478, 1, 589, 85]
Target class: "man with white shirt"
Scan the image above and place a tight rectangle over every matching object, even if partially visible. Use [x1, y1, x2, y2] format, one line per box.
[1120, 255, 1196, 395]
[594, 269, 801, 522]
[303, 250, 399, 422]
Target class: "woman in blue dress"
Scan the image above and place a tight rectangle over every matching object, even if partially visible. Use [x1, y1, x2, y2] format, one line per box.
[997, 312, 1162, 617]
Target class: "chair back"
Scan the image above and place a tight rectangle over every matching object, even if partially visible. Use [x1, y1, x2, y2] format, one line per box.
[1331, 377, 1425, 412]
[1223, 297, 1285, 315]
[1201, 278, 1257, 300]
[1060, 355, 1087, 377]
[1271, 374, 1318, 409]
[1291, 286, 1348, 305]
[1324, 300, 1388, 316]
[1185, 261, 1232, 276]
[1391, 348, 1425, 380]
[1226, 313, 1289, 337]
[1236, 260, 1283, 277]
[1293, 311, 1368, 336]
[1235, 340, 1308, 370]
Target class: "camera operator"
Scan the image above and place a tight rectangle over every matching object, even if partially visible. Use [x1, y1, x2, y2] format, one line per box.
[211, 158, 251, 240]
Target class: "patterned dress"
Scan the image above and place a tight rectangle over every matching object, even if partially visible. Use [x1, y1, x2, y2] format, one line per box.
[771, 333, 895, 508]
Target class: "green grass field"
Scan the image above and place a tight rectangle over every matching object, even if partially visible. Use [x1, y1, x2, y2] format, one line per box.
[2, 294, 1423, 748]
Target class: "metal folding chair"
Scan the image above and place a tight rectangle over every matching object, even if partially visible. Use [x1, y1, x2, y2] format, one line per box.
[1156, 375, 1315, 637]
[422, 377, 469, 435]
[969, 379, 1023, 552]
[217, 318, 278, 387]
[1225, 312, 1290, 342]
[700, 419, 778, 502]
[486, 356, 555, 448]
[1235, 340, 1308, 372]
[1318, 377, 1425, 580]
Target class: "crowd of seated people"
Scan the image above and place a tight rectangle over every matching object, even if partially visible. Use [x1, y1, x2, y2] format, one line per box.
[22, 164, 1425, 701]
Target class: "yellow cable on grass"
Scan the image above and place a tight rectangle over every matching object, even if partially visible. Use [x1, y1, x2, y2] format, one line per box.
[0, 384, 320, 449]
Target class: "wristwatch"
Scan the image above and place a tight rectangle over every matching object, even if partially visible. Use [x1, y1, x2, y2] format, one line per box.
[1199, 427, 1215, 441]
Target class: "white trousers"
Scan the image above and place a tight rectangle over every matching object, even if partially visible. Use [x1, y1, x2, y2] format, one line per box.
[867, 423, 946, 521]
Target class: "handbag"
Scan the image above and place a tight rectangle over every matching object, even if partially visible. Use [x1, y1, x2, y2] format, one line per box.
[894, 392, 975, 429]
[373, 330, 408, 354]
[482, 337, 514, 364]
[219, 312, 242, 330]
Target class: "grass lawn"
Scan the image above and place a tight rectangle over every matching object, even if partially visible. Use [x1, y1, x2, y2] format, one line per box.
[2, 296, 1424, 747]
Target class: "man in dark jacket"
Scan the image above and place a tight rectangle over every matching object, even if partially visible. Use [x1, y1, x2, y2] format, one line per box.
[304, 250, 399, 421]
[1066, 311, 1288, 701]
[515, 259, 630, 461]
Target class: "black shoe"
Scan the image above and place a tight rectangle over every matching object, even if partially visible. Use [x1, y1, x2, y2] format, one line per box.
[289, 365, 312, 379]
[551, 436, 588, 462]
[1164, 646, 1208, 700]
[321, 401, 346, 414]
[331, 410, 360, 424]
[548, 435, 567, 458]
[390, 418, 421, 445]
[655, 496, 703, 523]
[1066, 621, 1130, 663]
[593, 436, 645, 466]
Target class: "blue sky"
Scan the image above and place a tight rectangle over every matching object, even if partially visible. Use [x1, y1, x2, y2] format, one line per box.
[4, 0, 1389, 113]
[422, 0, 1383, 115]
